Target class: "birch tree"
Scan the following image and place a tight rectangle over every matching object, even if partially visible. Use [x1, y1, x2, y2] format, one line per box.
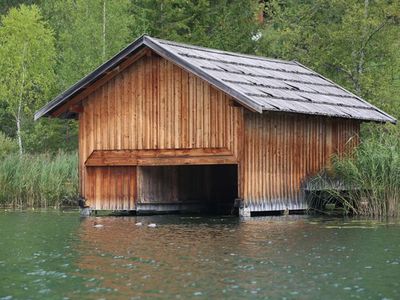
[52, 0, 131, 89]
[0, 5, 56, 154]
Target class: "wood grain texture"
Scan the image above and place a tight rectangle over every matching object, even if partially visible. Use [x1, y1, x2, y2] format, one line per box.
[77, 51, 360, 212]
[79, 53, 243, 209]
[85, 148, 235, 166]
[242, 112, 360, 211]
[85, 166, 136, 210]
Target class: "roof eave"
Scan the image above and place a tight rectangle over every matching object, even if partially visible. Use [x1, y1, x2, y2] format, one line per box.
[34, 34, 148, 120]
[261, 107, 396, 124]
[35, 34, 263, 120]
[292, 60, 397, 125]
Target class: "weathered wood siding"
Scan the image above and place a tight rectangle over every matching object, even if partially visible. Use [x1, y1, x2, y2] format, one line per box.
[77, 50, 360, 212]
[85, 166, 136, 210]
[78, 53, 243, 209]
[242, 113, 360, 211]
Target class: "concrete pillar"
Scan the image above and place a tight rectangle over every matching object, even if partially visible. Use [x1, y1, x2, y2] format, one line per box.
[239, 205, 251, 217]
[79, 207, 92, 217]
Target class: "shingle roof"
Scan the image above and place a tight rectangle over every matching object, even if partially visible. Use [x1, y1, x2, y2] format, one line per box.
[35, 35, 396, 123]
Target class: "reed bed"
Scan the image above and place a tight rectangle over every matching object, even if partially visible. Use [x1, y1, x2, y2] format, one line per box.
[309, 125, 400, 217]
[0, 152, 78, 208]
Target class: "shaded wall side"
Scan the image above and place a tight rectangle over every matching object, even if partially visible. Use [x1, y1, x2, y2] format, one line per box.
[79, 54, 244, 209]
[242, 113, 360, 211]
[137, 165, 237, 206]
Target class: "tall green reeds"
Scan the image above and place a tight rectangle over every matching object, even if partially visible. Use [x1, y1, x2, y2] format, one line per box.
[310, 125, 400, 217]
[0, 152, 78, 208]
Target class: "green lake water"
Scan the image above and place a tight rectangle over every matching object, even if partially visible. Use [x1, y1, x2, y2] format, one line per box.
[0, 210, 399, 299]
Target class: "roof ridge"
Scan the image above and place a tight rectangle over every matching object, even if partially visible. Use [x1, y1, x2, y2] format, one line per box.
[143, 35, 263, 113]
[223, 79, 358, 99]
[148, 36, 297, 66]
[178, 53, 318, 76]
[201, 66, 336, 87]
[35, 34, 395, 124]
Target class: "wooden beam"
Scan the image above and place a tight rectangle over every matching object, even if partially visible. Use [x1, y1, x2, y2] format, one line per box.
[51, 48, 153, 117]
[69, 103, 83, 113]
[229, 99, 242, 107]
[85, 148, 237, 166]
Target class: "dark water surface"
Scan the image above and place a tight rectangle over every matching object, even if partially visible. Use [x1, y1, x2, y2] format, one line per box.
[0, 210, 399, 299]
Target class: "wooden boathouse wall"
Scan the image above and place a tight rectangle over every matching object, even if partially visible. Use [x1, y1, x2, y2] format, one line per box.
[35, 36, 393, 214]
[242, 113, 360, 211]
[79, 52, 244, 210]
[78, 50, 360, 212]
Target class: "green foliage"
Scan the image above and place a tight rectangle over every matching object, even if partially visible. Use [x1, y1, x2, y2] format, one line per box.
[259, 0, 400, 118]
[0, 0, 34, 15]
[0, 4, 56, 153]
[309, 125, 400, 217]
[0, 152, 78, 207]
[0, 0, 398, 213]
[23, 118, 78, 154]
[332, 125, 400, 217]
[0, 100, 14, 137]
[0, 132, 17, 159]
[130, 0, 260, 52]
[44, 0, 133, 89]
[0, 4, 56, 111]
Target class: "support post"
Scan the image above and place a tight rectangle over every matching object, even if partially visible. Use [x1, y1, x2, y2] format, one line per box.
[236, 198, 251, 217]
[78, 197, 92, 217]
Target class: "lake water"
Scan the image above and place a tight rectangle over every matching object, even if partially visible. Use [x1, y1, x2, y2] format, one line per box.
[0, 210, 399, 299]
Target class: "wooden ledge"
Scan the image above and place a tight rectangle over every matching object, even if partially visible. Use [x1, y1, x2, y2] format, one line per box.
[85, 148, 238, 167]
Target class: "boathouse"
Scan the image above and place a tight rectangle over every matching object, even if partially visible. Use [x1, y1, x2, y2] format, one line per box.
[35, 35, 395, 215]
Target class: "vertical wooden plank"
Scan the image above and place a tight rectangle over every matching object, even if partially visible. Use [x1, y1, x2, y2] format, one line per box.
[144, 56, 151, 149]
[152, 56, 159, 149]
[131, 64, 138, 149]
[181, 68, 188, 148]
[160, 58, 166, 148]
[167, 60, 173, 149]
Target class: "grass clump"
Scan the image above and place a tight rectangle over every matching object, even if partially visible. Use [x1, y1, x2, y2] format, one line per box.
[309, 125, 400, 217]
[0, 151, 78, 208]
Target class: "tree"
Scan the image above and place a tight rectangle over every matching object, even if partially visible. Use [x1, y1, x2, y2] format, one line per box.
[130, 0, 261, 53]
[258, 0, 400, 118]
[0, 4, 56, 154]
[51, 0, 133, 89]
[0, 0, 34, 15]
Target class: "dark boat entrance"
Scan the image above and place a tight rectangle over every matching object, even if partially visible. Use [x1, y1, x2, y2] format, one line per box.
[136, 165, 238, 214]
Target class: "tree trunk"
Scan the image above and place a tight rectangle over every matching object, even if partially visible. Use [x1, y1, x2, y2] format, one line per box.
[16, 43, 28, 155]
[16, 105, 23, 155]
[355, 0, 369, 95]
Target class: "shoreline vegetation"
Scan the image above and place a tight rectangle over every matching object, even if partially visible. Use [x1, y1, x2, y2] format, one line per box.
[0, 126, 399, 217]
[309, 125, 400, 218]
[0, 151, 78, 208]
[0, 2, 399, 216]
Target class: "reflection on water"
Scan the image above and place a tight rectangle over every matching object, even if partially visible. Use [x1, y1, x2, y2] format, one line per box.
[0, 211, 399, 299]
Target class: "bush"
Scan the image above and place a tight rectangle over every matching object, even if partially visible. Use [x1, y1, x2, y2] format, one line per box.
[0, 151, 78, 207]
[0, 132, 17, 159]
